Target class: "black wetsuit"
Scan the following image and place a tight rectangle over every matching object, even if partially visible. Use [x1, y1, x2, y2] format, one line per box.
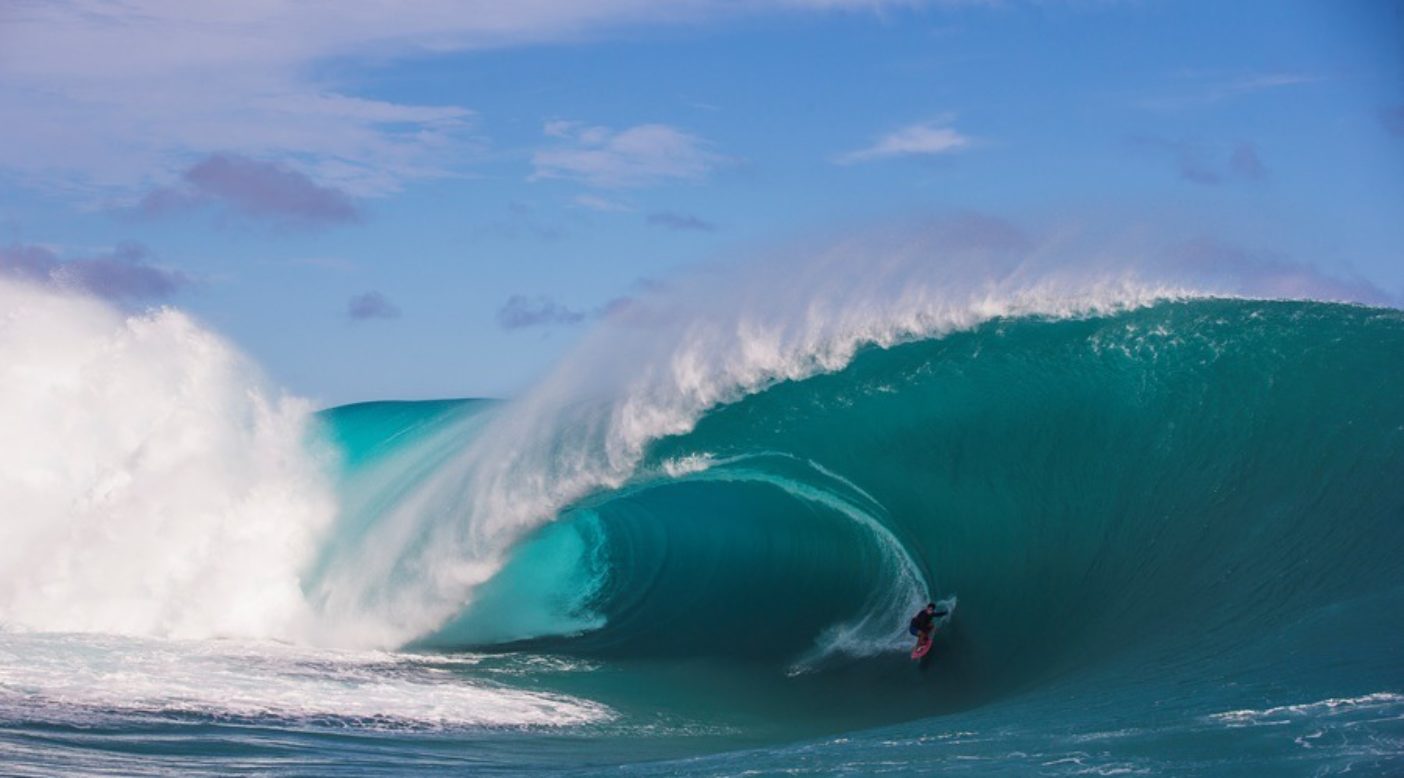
[909, 608, 947, 636]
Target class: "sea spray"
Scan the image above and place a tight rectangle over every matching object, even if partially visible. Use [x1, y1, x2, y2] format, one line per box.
[0, 278, 336, 641]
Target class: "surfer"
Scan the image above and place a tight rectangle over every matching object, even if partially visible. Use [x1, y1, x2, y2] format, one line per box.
[909, 602, 947, 651]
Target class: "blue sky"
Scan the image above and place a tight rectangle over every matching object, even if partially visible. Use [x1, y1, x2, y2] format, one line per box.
[2, 0, 1401, 404]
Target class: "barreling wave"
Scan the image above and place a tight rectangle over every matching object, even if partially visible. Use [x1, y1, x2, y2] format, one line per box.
[321, 298, 1404, 719]
[3, 222, 1401, 773]
[305, 227, 1400, 665]
[304, 233, 1207, 648]
[3, 221, 1400, 689]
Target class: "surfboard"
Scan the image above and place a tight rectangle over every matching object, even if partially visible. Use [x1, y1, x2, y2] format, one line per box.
[910, 636, 932, 661]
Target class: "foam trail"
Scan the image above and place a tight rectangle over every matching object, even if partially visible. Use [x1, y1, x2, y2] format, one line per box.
[1208, 693, 1404, 726]
[673, 465, 931, 667]
[0, 278, 336, 641]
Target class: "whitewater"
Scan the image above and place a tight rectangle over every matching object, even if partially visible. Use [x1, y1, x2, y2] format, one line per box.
[2, 227, 1402, 775]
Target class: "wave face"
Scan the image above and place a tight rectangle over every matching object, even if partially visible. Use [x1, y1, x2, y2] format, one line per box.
[319, 299, 1404, 740]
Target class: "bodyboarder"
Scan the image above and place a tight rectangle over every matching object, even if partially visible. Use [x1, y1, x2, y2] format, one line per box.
[909, 602, 948, 656]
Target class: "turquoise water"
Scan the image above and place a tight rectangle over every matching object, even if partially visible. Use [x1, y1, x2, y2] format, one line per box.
[3, 299, 1403, 774]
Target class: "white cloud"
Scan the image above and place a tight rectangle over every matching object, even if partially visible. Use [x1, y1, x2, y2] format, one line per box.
[1224, 73, 1320, 92]
[1136, 71, 1323, 111]
[572, 194, 634, 212]
[836, 120, 973, 164]
[532, 122, 725, 189]
[0, 2, 504, 197]
[0, 0, 948, 201]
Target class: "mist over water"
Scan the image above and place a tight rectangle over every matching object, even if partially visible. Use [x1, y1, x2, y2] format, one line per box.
[0, 280, 336, 641]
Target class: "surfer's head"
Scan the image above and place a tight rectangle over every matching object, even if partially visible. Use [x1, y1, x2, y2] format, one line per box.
[925, 603, 936, 612]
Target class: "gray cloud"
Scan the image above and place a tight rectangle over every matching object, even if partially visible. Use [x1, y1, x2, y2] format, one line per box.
[496, 295, 589, 330]
[497, 279, 665, 331]
[141, 153, 361, 228]
[1131, 136, 1268, 186]
[1228, 142, 1267, 180]
[0, 241, 188, 303]
[1150, 137, 1217, 184]
[646, 211, 716, 232]
[347, 291, 401, 321]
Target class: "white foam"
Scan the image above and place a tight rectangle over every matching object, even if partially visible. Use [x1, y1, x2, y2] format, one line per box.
[0, 630, 612, 729]
[1208, 692, 1404, 726]
[0, 279, 337, 641]
[661, 453, 716, 477]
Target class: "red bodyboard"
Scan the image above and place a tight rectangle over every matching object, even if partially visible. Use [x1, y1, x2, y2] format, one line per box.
[910, 637, 932, 661]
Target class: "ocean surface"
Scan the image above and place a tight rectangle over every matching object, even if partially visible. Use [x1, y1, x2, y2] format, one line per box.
[2, 293, 1402, 775]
